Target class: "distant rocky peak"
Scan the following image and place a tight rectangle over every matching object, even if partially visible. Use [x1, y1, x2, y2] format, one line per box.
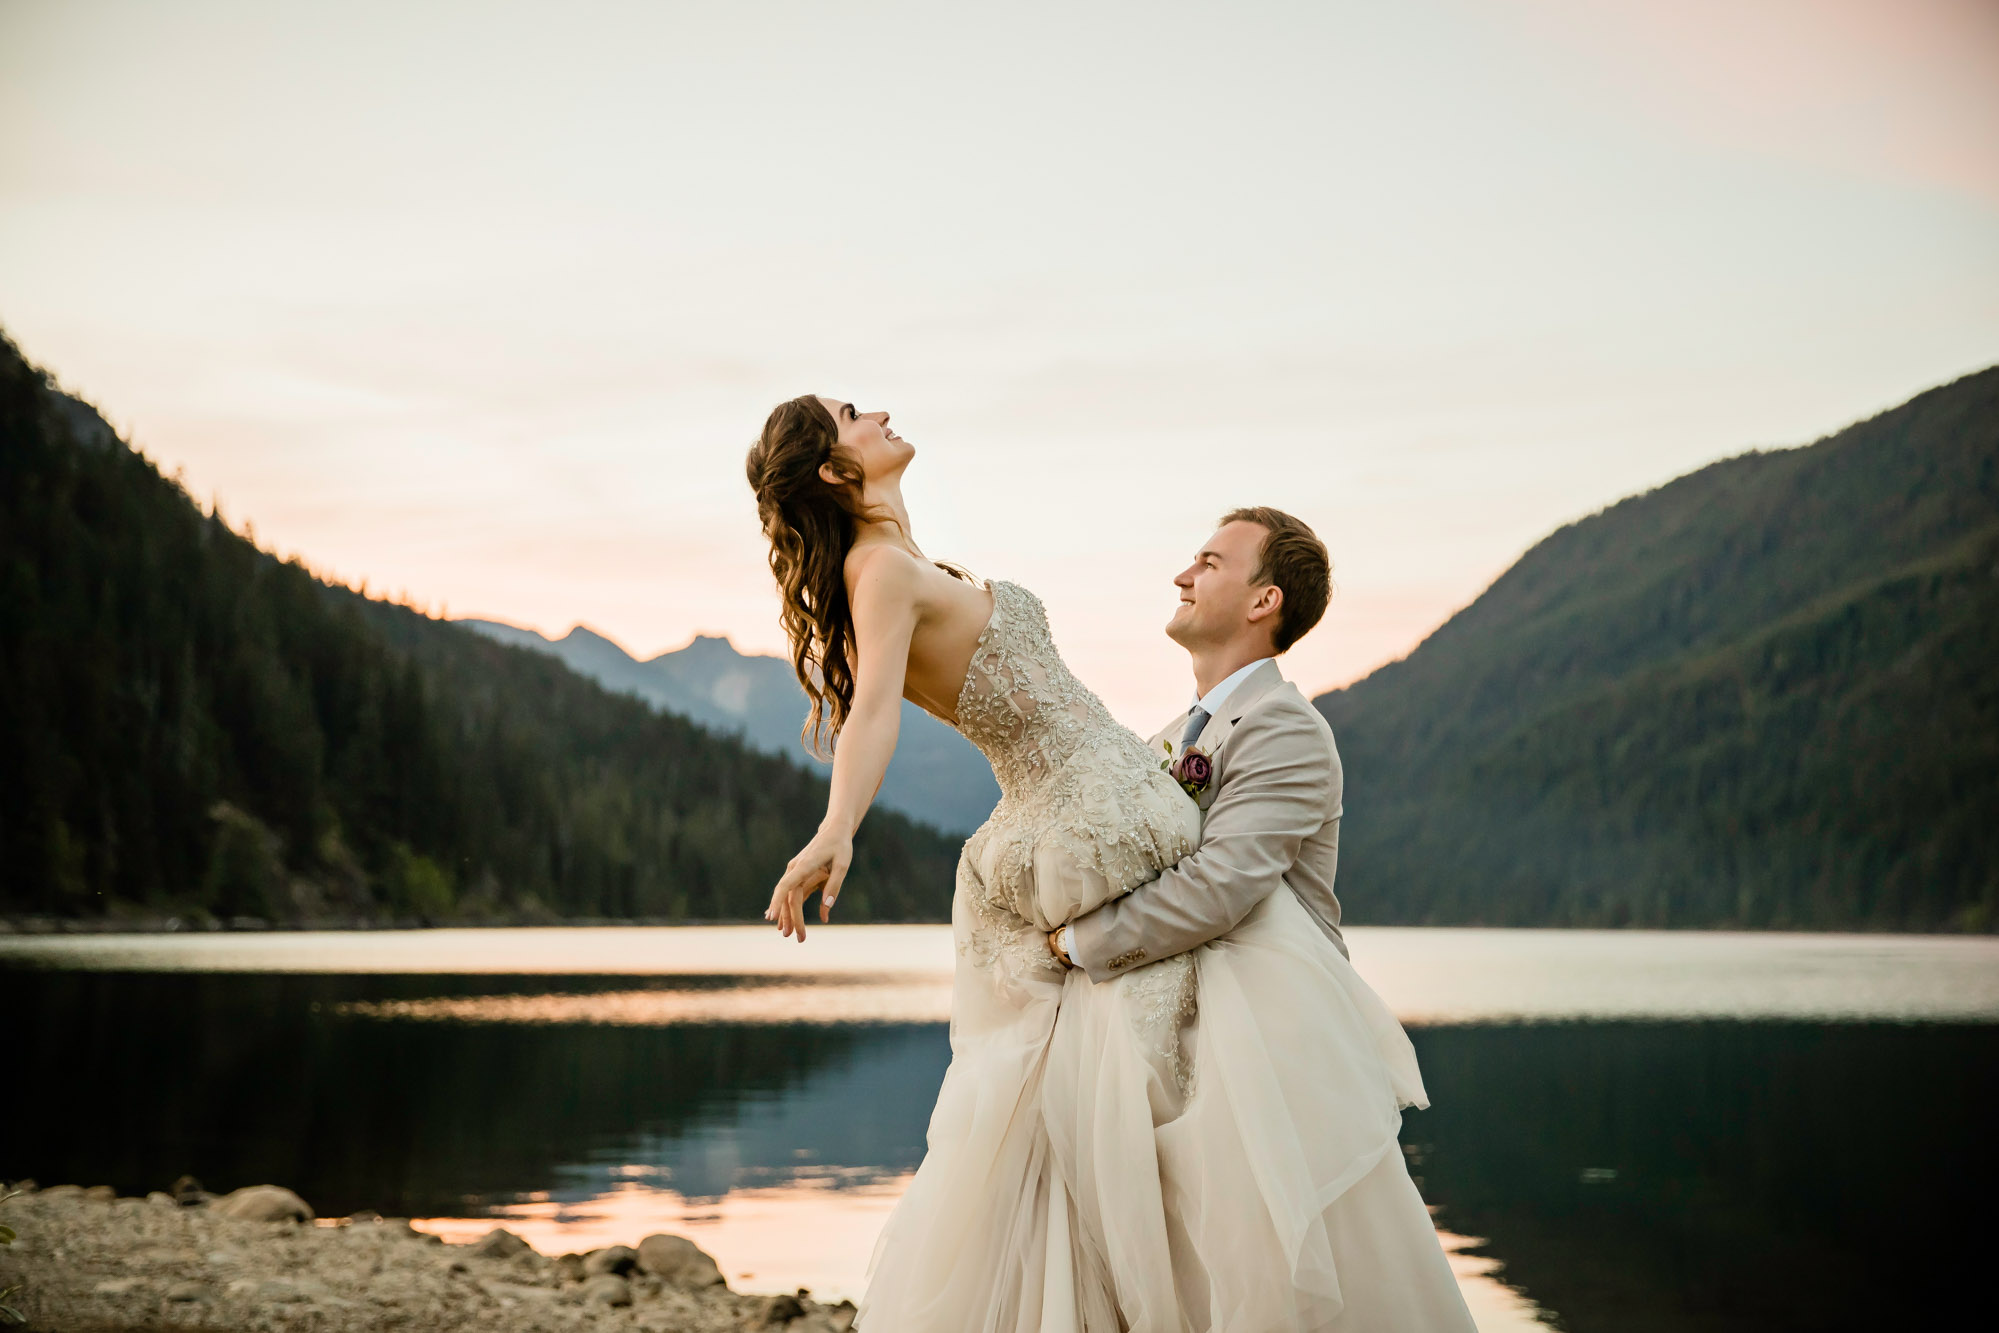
[654, 633, 772, 667]
[559, 624, 634, 653]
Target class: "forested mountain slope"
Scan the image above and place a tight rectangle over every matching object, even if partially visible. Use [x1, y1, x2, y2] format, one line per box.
[0, 331, 958, 924]
[1316, 367, 1999, 931]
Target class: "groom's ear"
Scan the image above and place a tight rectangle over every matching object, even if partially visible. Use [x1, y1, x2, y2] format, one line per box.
[1246, 582, 1284, 627]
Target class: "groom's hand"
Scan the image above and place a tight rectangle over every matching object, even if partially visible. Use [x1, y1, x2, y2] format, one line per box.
[1045, 928, 1073, 968]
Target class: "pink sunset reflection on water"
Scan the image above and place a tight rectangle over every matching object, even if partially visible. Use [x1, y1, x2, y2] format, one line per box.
[412, 1180, 1549, 1329]
[414, 1177, 906, 1303]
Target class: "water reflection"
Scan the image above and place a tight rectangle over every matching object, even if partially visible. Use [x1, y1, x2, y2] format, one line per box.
[2, 970, 931, 1215]
[0, 924, 956, 977]
[337, 978, 953, 1026]
[6, 929, 1994, 1329]
[1404, 1021, 1995, 1331]
[1437, 1232, 1553, 1333]
[413, 1188, 1545, 1324]
[8, 925, 1995, 1023]
[417, 1179, 908, 1302]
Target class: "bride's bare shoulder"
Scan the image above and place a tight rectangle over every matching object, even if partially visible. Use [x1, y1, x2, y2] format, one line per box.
[843, 542, 927, 605]
[845, 540, 922, 578]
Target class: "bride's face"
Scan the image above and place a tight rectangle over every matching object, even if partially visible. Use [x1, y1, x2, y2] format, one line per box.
[816, 397, 913, 485]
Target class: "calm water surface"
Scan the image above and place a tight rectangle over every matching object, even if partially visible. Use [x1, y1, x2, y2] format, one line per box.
[6, 925, 1994, 1329]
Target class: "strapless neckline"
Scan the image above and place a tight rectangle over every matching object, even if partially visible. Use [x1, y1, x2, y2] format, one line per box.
[948, 576, 1007, 729]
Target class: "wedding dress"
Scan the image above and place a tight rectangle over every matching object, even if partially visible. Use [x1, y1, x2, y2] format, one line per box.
[856, 580, 1475, 1332]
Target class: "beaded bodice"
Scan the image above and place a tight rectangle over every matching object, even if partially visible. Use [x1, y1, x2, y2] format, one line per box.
[944, 580, 1202, 1089]
[951, 581, 1162, 803]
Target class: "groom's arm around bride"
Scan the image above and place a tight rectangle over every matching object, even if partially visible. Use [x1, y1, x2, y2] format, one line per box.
[1060, 507, 1348, 980]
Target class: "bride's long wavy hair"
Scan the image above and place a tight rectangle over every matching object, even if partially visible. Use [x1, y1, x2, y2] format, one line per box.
[745, 395, 886, 758]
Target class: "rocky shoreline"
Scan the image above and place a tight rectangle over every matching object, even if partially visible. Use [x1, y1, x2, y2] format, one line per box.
[0, 1181, 855, 1332]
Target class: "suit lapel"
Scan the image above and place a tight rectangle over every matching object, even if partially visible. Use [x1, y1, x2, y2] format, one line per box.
[1156, 660, 1285, 812]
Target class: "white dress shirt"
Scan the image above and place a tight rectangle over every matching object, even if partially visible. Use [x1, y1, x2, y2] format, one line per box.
[1055, 656, 1276, 965]
[1190, 656, 1275, 723]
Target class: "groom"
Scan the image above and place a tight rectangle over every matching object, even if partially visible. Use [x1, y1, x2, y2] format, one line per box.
[1046, 505, 1347, 977]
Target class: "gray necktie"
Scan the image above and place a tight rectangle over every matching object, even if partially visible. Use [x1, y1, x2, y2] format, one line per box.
[1180, 707, 1211, 749]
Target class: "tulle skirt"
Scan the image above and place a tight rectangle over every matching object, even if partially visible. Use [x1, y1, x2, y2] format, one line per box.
[856, 883, 1478, 1332]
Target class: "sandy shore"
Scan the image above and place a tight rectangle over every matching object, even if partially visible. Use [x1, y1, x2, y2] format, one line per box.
[0, 1182, 855, 1332]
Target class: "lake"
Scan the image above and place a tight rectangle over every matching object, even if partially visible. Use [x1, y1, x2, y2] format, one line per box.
[5, 925, 1994, 1330]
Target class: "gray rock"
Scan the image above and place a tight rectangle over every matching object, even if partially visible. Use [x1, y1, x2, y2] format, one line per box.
[749, 1293, 807, 1327]
[468, 1227, 531, 1259]
[166, 1280, 209, 1302]
[92, 1277, 144, 1296]
[146, 1191, 178, 1208]
[502, 1249, 553, 1284]
[481, 1279, 560, 1304]
[583, 1243, 638, 1276]
[581, 1273, 632, 1306]
[212, 1185, 314, 1223]
[170, 1174, 207, 1205]
[829, 1299, 859, 1331]
[84, 1184, 116, 1202]
[41, 1184, 85, 1200]
[554, 1252, 586, 1284]
[637, 1232, 726, 1289]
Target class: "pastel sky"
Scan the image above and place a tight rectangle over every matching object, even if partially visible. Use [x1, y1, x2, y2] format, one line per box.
[3, 0, 1996, 729]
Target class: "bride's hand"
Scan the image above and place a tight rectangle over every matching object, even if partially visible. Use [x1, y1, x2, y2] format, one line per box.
[765, 828, 853, 942]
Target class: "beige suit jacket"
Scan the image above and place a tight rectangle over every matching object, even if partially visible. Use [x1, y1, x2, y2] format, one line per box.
[1067, 659, 1348, 982]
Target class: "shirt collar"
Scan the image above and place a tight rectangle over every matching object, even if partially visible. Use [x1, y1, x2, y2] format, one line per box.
[1192, 657, 1274, 720]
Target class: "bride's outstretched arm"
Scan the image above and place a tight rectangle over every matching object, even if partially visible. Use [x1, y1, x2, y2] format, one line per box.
[765, 549, 919, 941]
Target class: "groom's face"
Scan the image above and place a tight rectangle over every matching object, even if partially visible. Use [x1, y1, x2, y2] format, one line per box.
[1167, 520, 1268, 649]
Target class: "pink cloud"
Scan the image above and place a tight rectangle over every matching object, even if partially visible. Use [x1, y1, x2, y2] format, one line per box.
[1513, 0, 1999, 208]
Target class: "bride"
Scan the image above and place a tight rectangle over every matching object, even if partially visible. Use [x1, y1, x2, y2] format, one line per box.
[747, 396, 1475, 1331]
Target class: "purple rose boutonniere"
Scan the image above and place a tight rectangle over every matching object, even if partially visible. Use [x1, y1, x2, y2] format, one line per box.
[1162, 740, 1214, 801]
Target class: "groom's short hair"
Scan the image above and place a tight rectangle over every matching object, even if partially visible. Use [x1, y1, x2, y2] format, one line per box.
[1219, 506, 1331, 653]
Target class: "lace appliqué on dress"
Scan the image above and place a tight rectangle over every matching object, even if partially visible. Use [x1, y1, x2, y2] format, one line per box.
[948, 580, 1202, 1091]
[1121, 953, 1200, 1095]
